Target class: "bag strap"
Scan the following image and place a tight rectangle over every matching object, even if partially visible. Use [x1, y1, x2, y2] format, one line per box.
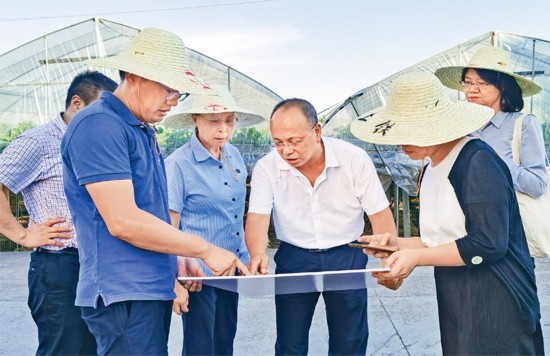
[511, 113, 528, 165]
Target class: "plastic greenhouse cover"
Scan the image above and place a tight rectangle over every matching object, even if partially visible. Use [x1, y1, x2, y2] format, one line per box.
[1, 22, 549, 196]
[321, 31, 550, 195]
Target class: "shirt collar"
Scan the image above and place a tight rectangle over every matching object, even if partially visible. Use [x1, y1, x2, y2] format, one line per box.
[52, 112, 68, 134]
[190, 133, 228, 162]
[275, 136, 340, 172]
[485, 111, 506, 129]
[101, 91, 144, 127]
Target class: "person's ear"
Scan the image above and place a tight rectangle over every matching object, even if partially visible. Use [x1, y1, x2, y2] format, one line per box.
[69, 95, 84, 112]
[125, 72, 140, 85]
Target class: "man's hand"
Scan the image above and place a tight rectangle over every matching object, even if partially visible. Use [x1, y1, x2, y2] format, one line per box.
[21, 218, 72, 248]
[248, 253, 269, 275]
[201, 245, 251, 276]
[172, 280, 190, 315]
[357, 232, 398, 258]
[376, 277, 404, 291]
[177, 256, 205, 292]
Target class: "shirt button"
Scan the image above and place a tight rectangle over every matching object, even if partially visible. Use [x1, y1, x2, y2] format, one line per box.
[471, 256, 483, 265]
[236, 249, 240, 252]
[224, 182, 228, 185]
[234, 215, 238, 219]
[232, 198, 235, 201]
[219, 166, 222, 169]
[236, 232, 240, 236]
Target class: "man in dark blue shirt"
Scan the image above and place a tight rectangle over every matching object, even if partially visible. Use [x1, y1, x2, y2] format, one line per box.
[62, 28, 249, 355]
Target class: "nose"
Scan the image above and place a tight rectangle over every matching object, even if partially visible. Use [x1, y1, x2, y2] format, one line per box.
[166, 97, 179, 107]
[281, 144, 295, 154]
[467, 83, 480, 93]
[217, 124, 229, 133]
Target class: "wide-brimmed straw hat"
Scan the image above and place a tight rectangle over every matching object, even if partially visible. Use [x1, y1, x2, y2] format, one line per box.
[435, 46, 541, 97]
[85, 28, 210, 95]
[162, 85, 266, 130]
[350, 71, 494, 147]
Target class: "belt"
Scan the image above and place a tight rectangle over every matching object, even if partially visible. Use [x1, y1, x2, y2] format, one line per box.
[307, 248, 331, 253]
[36, 247, 79, 255]
[280, 241, 347, 253]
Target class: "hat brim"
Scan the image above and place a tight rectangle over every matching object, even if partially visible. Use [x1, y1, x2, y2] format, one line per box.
[435, 66, 542, 97]
[350, 100, 494, 147]
[162, 110, 266, 130]
[85, 56, 210, 95]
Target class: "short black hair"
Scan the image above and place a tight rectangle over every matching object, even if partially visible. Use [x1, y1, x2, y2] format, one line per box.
[65, 70, 118, 109]
[461, 68, 524, 112]
[271, 98, 318, 127]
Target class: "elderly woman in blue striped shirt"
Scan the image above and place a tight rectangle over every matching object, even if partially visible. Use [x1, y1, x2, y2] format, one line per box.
[164, 85, 265, 356]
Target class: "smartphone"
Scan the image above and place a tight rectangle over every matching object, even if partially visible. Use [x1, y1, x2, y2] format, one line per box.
[348, 242, 398, 253]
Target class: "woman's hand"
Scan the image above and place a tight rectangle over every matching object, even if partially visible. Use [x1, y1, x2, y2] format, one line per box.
[357, 232, 399, 258]
[372, 249, 420, 281]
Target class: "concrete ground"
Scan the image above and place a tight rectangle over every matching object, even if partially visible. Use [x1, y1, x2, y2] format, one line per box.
[1, 250, 548, 355]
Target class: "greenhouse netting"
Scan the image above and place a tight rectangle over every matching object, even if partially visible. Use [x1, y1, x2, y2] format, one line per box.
[1, 25, 549, 233]
[321, 31, 550, 197]
[0, 17, 282, 171]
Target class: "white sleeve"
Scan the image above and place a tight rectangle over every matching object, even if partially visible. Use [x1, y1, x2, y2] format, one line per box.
[354, 151, 389, 215]
[247, 157, 274, 214]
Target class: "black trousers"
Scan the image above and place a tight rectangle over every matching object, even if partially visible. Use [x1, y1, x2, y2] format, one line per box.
[28, 249, 96, 355]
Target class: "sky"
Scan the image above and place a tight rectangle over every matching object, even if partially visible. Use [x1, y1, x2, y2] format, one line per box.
[1, 0, 550, 112]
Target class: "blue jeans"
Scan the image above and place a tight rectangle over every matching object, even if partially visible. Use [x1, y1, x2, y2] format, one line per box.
[27, 249, 96, 355]
[182, 285, 239, 355]
[274, 242, 369, 356]
[81, 299, 172, 356]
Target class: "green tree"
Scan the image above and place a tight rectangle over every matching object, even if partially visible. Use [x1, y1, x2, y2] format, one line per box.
[0, 121, 35, 143]
[158, 128, 194, 156]
[230, 127, 268, 145]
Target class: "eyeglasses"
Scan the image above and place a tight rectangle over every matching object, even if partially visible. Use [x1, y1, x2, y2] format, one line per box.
[459, 80, 493, 90]
[201, 116, 238, 127]
[272, 126, 316, 150]
[157, 82, 187, 101]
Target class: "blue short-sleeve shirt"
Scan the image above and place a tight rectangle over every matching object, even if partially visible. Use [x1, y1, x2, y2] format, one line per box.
[165, 134, 249, 276]
[61, 91, 176, 308]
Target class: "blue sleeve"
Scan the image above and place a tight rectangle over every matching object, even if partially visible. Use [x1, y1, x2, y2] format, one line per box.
[500, 114, 546, 198]
[452, 148, 512, 267]
[165, 151, 187, 215]
[66, 115, 132, 185]
[0, 134, 43, 193]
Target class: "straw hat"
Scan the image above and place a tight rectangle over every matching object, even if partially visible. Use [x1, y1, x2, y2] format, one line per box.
[162, 85, 266, 130]
[85, 28, 210, 95]
[350, 71, 494, 147]
[435, 46, 541, 97]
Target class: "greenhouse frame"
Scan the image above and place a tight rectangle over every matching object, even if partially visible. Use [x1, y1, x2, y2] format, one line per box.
[0, 19, 549, 247]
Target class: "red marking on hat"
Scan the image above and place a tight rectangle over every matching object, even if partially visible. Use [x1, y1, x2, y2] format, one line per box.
[206, 104, 228, 112]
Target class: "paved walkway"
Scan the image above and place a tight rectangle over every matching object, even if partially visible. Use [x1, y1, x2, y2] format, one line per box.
[1, 250, 548, 355]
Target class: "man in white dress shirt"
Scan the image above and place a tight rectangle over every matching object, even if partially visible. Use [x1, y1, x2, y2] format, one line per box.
[245, 98, 396, 355]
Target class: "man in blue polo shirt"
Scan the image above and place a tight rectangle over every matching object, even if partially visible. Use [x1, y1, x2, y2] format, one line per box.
[62, 28, 249, 355]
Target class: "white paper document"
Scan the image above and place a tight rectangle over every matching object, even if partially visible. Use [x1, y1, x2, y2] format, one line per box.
[178, 268, 390, 296]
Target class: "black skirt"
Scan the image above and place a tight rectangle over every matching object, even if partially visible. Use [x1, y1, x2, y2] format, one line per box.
[434, 265, 539, 355]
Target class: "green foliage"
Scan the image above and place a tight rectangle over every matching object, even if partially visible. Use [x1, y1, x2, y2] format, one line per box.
[230, 127, 269, 145]
[0, 121, 36, 143]
[0, 192, 29, 251]
[0, 141, 9, 153]
[157, 127, 194, 156]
